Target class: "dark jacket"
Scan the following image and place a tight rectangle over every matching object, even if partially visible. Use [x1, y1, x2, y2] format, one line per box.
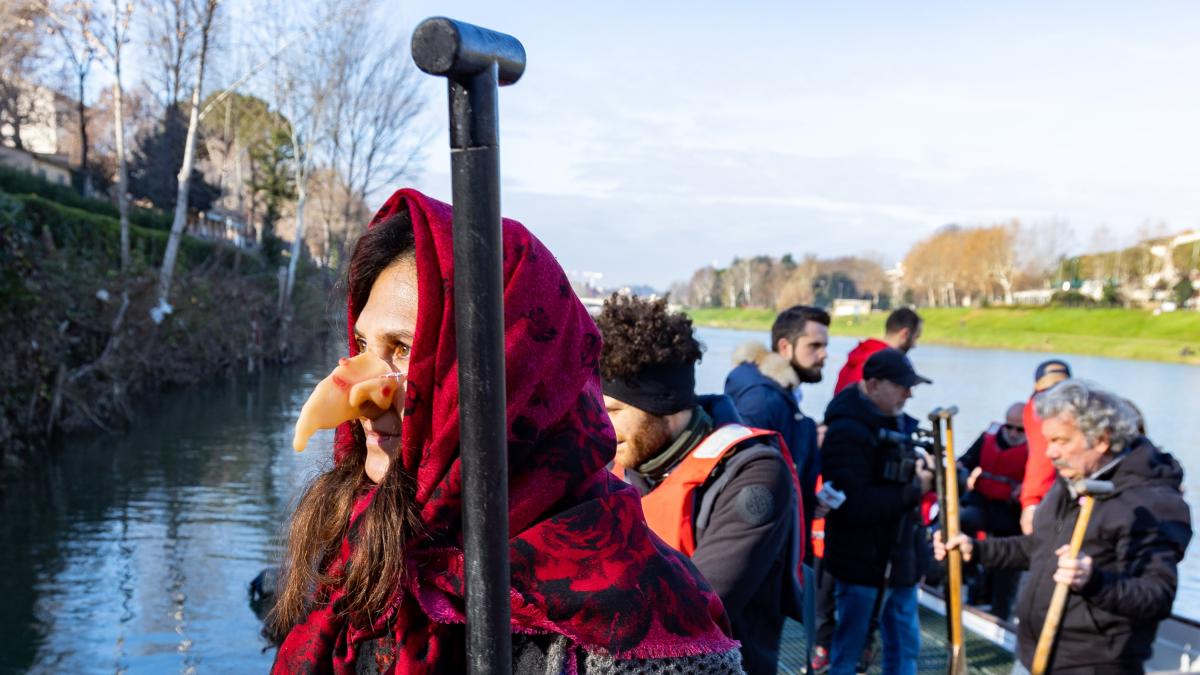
[976, 437, 1192, 674]
[624, 394, 800, 675]
[725, 358, 819, 547]
[819, 385, 925, 588]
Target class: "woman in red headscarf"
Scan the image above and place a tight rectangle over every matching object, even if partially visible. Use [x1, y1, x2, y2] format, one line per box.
[270, 189, 743, 674]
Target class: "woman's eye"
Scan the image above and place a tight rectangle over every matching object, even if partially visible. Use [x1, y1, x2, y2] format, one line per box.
[395, 343, 411, 359]
[355, 338, 366, 353]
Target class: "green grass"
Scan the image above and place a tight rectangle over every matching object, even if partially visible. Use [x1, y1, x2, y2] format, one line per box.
[688, 307, 1200, 365]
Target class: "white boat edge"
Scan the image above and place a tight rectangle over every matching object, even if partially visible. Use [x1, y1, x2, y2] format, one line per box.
[917, 584, 1200, 673]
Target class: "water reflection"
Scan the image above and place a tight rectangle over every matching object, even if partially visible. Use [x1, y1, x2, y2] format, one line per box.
[0, 345, 336, 674]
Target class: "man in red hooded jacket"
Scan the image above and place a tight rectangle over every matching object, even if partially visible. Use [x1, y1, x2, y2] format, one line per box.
[833, 308, 923, 395]
[1018, 359, 1071, 534]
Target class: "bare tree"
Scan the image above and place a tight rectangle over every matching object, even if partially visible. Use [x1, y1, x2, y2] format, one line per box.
[686, 266, 718, 307]
[67, 0, 136, 269]
[273, 50, 330, 312]
[143, 0, 197, 112]
[155, 0, 218, 319]
[268, 0, 425, 306]
[44, 1, 97, 195]
[974, 222, 1019, 304]
[775, 256, 818, 309]
[321, 3, 426, 251]
[1017, 217, 1075, 284]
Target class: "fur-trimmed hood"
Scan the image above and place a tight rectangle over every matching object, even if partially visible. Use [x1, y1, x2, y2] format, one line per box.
[731, 341, 798, 390]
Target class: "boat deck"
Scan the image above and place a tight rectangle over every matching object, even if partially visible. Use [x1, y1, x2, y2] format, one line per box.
[777, 606, 1017, 674]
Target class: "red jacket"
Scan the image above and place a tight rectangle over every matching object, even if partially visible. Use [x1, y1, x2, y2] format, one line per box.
[1020, 394, 1056, 509]
[834, 338, 889, 394]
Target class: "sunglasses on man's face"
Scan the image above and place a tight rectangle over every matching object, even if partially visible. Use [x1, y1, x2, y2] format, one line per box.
[1004, 424, 1025, 433]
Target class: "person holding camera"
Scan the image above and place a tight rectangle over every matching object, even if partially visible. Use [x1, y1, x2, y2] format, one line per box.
[821, 349, 934, 675]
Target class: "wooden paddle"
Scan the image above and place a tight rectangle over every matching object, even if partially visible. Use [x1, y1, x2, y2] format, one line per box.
[930, 406, 967, 675]
[1030, 479, 1114, 675]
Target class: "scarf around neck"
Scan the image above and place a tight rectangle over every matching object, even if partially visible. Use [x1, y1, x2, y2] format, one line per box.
[273, 189, 736, 674]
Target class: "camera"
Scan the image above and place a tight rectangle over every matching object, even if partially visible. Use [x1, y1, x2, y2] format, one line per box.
[877, 428, 934, 451]
[877, 428, 934, 484]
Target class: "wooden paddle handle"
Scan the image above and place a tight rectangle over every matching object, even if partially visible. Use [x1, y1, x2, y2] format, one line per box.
[1031, 495, 1096, 675]
[942, 418, 968, 674]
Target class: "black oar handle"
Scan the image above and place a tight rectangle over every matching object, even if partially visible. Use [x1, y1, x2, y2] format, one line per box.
[412, 17, 526, 85]
[411, 16, 525, 675]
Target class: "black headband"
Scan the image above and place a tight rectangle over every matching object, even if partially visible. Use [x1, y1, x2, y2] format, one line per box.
[602, 363, 697, 416]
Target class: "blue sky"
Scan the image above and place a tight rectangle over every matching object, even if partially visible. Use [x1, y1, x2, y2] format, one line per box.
[103, 1, 1192, 289]
[374, 1, 1200, 289]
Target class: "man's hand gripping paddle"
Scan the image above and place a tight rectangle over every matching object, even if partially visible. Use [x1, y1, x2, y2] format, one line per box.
[1030, 478, 1115, 675]
[930, 405, 967, 675]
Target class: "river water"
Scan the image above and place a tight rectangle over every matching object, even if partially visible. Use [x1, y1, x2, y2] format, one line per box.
[0, 328, 1197, 673]
[0, 346, 337, 674]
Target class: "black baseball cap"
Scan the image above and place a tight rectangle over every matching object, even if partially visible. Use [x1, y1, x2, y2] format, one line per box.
[863, 348, 932, 388]
[1034, 359, 1071, 391]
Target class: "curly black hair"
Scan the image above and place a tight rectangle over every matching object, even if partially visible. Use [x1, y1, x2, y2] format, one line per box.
[596, 294, 703, 379]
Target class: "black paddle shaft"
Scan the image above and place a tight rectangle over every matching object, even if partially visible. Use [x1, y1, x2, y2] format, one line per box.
[411, 17, 526, 675]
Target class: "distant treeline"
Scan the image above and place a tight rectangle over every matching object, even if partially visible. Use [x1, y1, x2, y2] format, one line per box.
[670, 220, 1199, 310]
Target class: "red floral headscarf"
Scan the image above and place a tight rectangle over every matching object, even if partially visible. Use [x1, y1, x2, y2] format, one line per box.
[273, 189, 735, 674]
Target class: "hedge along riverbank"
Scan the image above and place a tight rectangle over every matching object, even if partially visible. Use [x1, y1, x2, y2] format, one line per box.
[688, 306, 1200, 365]
[0, 165, 173, 231]
[0, 189, 331, 471]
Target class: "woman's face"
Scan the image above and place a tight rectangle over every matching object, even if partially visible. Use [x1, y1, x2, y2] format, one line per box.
[353, 256, 418, 483]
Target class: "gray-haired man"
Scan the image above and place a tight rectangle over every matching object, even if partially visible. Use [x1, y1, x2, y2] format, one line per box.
[936, 380, 1191, 674]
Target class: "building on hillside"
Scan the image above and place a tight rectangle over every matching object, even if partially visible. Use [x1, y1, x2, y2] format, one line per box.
[0, 145, 73, 186]
[886, 263, 905, 303]
[1, 79, 81, 188]
[831, 298, 872, 317]
[1146, 230, 1200, 289]
[0, 80, 75, 156]
[566, 270, 605, 299]
[1078, 279, 1105, 301]
[1012, 289, 1053, 305]
[191, 207, 255, 249]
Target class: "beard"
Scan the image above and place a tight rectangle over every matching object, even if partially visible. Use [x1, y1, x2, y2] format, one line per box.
[792, 362, 824, 384]
[618, 414, 675, 469]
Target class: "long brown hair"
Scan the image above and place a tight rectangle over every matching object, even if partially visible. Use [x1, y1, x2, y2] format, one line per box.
[270, 211, 422, 638]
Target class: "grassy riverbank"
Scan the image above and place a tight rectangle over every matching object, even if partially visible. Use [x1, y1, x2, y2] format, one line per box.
[688, 307, 1200, 365]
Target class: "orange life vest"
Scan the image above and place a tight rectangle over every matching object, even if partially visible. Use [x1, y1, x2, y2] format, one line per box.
[614, 424, 801, 558]
[973, 430, 1028, 502]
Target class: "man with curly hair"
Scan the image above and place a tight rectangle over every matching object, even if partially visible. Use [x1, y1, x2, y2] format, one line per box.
[597, 294, 803, 675]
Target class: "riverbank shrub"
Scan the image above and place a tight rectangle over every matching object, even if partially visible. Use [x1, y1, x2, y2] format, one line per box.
[0, 165, 173, 231]
[0, 189, 329, 472]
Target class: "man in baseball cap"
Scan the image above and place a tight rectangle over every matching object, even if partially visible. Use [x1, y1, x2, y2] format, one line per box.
[1033, 359, 1071, 392]
[819, 348, 934, 674]
[861, 348, 933, 403]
